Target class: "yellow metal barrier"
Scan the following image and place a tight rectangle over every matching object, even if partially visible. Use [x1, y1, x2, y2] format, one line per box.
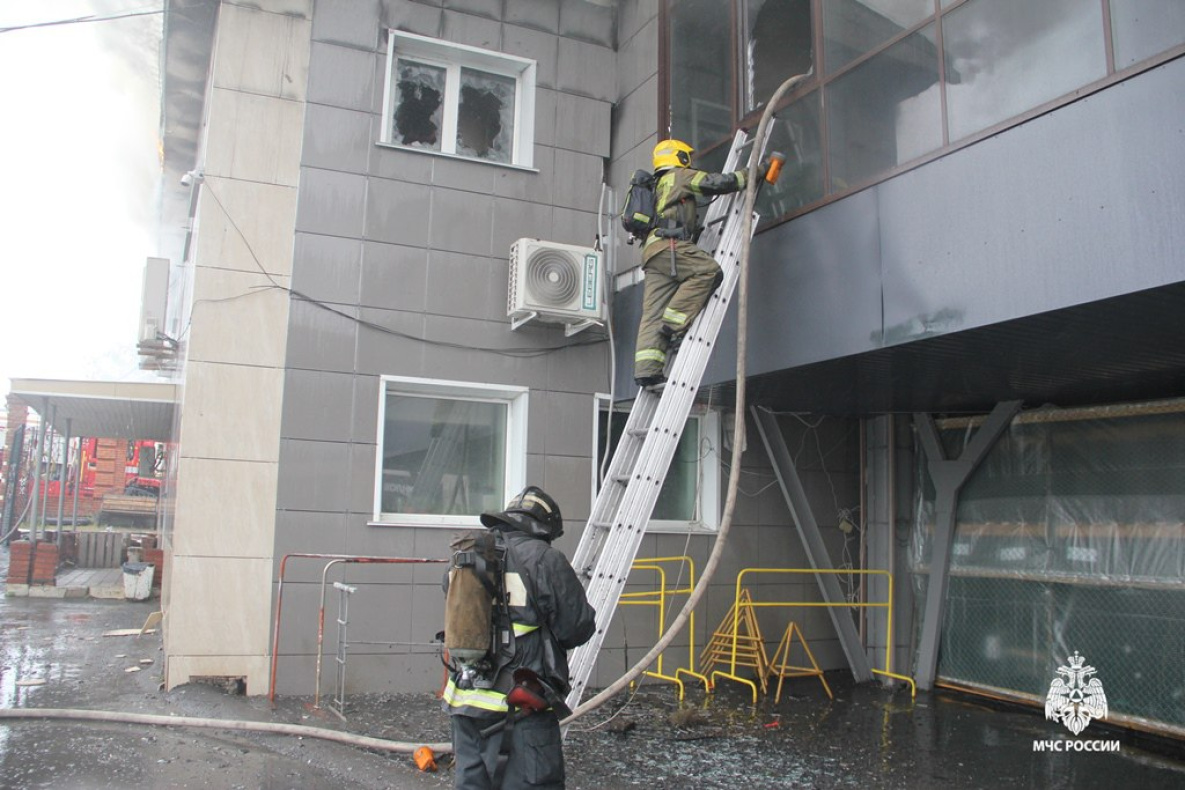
[712, 568, 916, 704]
[620, 556, 710, 700]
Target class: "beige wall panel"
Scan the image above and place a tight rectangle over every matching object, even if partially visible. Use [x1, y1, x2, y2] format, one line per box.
[205, 89, 305, 186]
[194, 178, 298, 278]
[177, 361, 285, 463]
[215, 4, 311, 100]
[166, 555, 274, 657]
[165, 654, 272, 695]
[187, 268, 290, 368]
[172, 456, 279, 558]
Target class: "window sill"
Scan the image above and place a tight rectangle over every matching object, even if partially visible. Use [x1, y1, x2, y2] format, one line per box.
[646, 521, 719, 535]
[374, 141, 539, 173]
[368, 517, 482, 529]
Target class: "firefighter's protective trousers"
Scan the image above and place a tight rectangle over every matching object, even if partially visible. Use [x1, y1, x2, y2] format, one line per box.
[632, 166, 746, 382]
[633, 241, 721, 380]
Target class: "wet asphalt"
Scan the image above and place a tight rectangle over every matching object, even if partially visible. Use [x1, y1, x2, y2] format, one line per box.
[2, 566, 1184, 788]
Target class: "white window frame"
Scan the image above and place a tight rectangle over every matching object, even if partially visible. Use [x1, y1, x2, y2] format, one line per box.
[372, 376, 528, 528]
[592, 394, 721, 533]
[380, 30, 536, 169]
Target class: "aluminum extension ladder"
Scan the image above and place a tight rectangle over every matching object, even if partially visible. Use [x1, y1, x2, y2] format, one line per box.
[565, 128, 770, 711]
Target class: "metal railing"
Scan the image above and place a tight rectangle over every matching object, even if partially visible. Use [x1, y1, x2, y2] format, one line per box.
[712, 568, 915, 703]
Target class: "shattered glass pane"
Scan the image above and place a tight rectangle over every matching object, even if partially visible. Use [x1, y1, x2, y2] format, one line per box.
[943, 0, 1106, 142]
[744, 0, 814, 112]
[824, 0, 934, 74]
[827, 24, 942, 189]
[393, 58, 445, 150]
[457, 68, 516, 163]
[755, 93, 824, 220]
[670, 0, 733, 151]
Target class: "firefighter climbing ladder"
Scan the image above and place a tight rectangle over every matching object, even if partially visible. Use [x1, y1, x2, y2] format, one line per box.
[565, 128, 769, 711]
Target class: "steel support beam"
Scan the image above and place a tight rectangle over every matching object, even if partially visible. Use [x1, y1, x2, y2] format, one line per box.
[913, 400, 1022, 691]
[753, 406, 873, 683]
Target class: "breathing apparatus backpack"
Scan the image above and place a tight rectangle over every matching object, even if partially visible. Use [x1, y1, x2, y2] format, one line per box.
[443, 528, 512, 689]
[620, 169, 658, 243]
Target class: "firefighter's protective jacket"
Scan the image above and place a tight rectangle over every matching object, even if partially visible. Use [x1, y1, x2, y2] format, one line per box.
[641, 166, 748, 263]
[442, 529, 596, 718]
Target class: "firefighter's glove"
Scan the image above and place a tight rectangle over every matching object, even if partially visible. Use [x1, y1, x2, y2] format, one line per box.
[756, 160, 772, 182]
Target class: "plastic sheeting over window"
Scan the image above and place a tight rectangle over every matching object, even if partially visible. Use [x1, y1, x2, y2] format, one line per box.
[911, 400, 1185, 735]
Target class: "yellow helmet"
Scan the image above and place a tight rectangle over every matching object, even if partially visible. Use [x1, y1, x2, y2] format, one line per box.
[653, 139, 693, 171]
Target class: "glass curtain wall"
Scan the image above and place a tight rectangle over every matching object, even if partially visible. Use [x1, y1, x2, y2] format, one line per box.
[665, 0, 1185, 227]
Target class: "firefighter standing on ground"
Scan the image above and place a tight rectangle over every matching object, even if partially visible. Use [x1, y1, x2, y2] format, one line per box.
[442, 487, 596, 790]
[633, 139, 765, 389]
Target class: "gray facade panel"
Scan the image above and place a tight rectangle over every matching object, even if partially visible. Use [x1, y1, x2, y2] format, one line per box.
[427, 187, 494, 256]
[440, 8, 501, 50]
[368, 134, 436, 182]
[618, 0, 658, 46]
[503, 0, 559, 34]
[541, 389, 593, 457]
[306, 41, 377, 112]
[554, 93, 612, 156]
[556, 37, 615, 102]
[443, 0, 501, 21]
[312, 0, 381, 49]
[502, 23, 558, 88]
[281, 369, 356, 441]
[292, 232, 362, 305]
[551, 205, 601, 250]
[359, 240, 429, 312]
[533, 88, 558, 148]
[273, 510, 350, 567]
[616, 13, 657, 100]
[295, 168, 367, 238]
[424, 250, 503, 321]
[353, 307, 427, 376]
[350, 374, 381, 444]
[547, 149, 601, 212]
[301, 103, 372, 175]
[432, 154, 498, 195]
[380, 1, 443, 38]
[286, 298, 358, 373]
[419, 314, 550, 390]
[276, 439, 353, 511]
[492, 146, 555, 203]
[558, 0, 614, 48]
[609, 74, 658, 168]
[491, 198, 554, 260]
[365, 177, 433, 247]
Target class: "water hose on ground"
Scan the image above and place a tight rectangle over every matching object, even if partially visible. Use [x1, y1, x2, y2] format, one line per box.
[0, 707, 452, 755]
[563, 72, 810, 725]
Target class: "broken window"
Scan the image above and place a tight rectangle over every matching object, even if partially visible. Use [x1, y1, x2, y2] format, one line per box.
[392, 59, 445, 150]
[823, 0, 934, 74]
[456, 68, 515, 164]
[669, 0, 733, 150]
[744, 0, 814, 113]
[382, 31, 535, 167]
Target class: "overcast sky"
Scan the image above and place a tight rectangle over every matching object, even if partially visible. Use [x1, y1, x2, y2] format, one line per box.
[0, 1, 163, 397]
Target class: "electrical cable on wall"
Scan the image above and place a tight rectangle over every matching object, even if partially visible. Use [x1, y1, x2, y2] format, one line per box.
[197, 181, 607, 359]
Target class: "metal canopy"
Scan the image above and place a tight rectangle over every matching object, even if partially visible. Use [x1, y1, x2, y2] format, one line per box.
[9, 379, 177, 441]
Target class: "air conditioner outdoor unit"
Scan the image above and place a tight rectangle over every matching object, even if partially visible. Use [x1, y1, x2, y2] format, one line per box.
[508, 238, 605, 335]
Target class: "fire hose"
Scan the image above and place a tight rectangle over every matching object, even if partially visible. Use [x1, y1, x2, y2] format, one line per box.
[563, 71, 811, 726]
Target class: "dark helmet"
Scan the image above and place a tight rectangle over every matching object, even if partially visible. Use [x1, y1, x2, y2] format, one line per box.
[480, 486, 564, 541]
